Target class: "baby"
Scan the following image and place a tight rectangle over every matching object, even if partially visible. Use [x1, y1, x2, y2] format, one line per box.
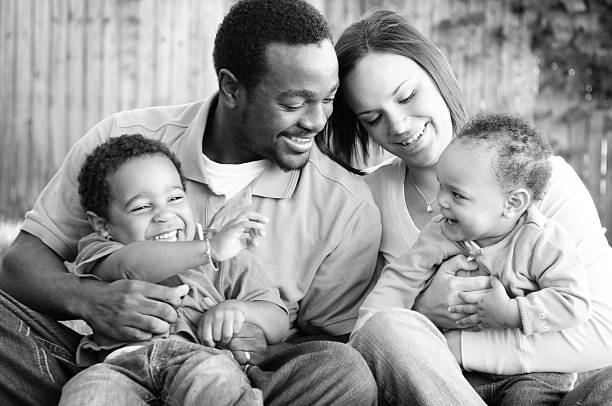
[355, 113, 590, 402]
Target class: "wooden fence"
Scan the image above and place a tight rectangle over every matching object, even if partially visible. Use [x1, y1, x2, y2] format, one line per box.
[1, 0, 611, 241]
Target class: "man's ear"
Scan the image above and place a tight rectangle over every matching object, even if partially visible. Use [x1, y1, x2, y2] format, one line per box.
[218, 68, 243, 109]
[86, 211, 113, 240]
[503, 188, 531, 218]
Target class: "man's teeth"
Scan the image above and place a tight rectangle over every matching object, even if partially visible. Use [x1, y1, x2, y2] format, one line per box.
[153, 230, 179, 240]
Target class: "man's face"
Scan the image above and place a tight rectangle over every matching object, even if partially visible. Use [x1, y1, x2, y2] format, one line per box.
[237, 39, 338, 171]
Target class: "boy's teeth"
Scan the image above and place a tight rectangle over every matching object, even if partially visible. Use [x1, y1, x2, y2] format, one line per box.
[153, 230, 178, 240]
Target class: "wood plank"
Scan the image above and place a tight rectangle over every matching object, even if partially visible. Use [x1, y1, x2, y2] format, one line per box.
[15, 0, 33, 213]
[30, 0, 51, 202]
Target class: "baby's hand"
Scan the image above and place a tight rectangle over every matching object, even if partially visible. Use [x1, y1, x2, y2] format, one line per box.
[470, 276, 520, 330]
[198, 300, 246, 347]
[209, 211, 268, 262]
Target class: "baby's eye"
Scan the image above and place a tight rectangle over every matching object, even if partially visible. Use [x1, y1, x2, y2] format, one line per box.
[452, 192, 464, 199]
[169, 195, 184, 203]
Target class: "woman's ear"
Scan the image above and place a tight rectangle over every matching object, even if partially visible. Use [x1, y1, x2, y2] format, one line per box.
[502, 188, 531, 218]
[217, 68, 242, 109]
[86, 211, 113, 240]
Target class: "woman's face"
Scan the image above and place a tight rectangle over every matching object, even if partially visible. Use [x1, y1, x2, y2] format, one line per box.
[342, 52, 453, 167]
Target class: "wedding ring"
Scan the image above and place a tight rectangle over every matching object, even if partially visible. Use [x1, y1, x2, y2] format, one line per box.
[244, 350, 251, 364]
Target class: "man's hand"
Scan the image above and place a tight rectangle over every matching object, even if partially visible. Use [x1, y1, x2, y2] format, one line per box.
[84, 280, 188, 342]
[225, 322, 270, 366]
[453, 276, 520, 330]
[413, 255, 490, 329]
[198, 300, 246, 347]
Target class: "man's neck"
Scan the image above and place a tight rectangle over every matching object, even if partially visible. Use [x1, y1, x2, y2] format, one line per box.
[202, 100, 244, 164]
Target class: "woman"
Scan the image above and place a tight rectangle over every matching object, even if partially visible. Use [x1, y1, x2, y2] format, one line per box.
[319, 9, 612, 406]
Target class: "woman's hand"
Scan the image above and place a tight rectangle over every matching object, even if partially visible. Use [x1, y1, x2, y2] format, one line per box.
[413, 255, 491, 329]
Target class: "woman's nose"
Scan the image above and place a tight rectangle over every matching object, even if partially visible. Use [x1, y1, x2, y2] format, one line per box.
[388, 113, 410, 138]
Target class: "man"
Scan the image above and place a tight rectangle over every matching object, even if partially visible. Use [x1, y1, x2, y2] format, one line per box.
[0, 0, 381, 405]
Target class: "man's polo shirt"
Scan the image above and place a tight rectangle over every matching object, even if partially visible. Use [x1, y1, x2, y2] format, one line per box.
[23, 95, 382, 336]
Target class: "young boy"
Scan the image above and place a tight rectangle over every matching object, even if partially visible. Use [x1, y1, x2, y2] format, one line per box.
[355, 113, 590, 402]
[59, 134, 288, 406]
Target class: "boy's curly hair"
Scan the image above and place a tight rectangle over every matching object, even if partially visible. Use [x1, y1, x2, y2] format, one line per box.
[78, 134, 186, 219]
[456, 113, 552, 201]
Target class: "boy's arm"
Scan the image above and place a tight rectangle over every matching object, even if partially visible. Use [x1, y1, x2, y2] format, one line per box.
[91, 240, 212, 282]
[198, 299, 288, 346]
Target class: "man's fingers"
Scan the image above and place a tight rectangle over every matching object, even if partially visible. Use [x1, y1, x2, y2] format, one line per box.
[142, 283, 189, 308]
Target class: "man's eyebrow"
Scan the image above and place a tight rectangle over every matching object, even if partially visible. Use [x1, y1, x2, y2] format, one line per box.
[277, 89, 317, 99]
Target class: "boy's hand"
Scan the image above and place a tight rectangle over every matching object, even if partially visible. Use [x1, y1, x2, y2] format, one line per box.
[209, 212, 268, 262]
[198, 300, 246, 347]
[455, 276, 520, 330]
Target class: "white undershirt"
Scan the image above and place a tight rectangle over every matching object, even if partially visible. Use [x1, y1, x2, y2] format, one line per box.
[202, 153, 270, 199]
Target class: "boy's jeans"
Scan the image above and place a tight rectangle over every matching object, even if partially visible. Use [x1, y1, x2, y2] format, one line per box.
[59, 340, 261, 406]
[0, 288, 377, 406]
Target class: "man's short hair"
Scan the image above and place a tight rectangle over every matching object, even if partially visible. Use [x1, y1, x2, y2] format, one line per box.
[78, 134, 186, 219]
[213, 0, 331, 90]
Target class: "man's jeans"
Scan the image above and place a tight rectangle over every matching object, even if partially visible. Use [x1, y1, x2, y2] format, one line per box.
[351, 308, 612, 406]
[0, 288, 377, 406]
[60, 340, 261, 405]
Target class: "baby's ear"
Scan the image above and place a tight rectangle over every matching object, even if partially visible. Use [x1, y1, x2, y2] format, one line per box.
[86, 211, 112, 240]
[503, 188, 531, 218]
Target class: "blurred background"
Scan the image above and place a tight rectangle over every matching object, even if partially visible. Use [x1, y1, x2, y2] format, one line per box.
[1, 0, 612, 254]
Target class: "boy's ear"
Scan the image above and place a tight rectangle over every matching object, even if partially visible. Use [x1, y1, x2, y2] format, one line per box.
[503, 188, 531, 218]
[86, 211, 112, 240]
[217, 68, 244, 109]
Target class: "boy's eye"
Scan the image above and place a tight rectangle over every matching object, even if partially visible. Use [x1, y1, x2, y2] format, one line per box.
[130, 204, 150, 213]
[452, 192, 464, 199]
[169, 195, 184, 202]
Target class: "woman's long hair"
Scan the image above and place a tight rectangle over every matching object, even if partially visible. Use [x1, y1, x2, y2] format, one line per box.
[317, 9, 467, 171]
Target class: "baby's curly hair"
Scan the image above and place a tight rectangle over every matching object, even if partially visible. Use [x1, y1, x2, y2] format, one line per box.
[456, 113, 552, 201]
[213, 0, 331, 90]
[78, 134, 186, 219]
